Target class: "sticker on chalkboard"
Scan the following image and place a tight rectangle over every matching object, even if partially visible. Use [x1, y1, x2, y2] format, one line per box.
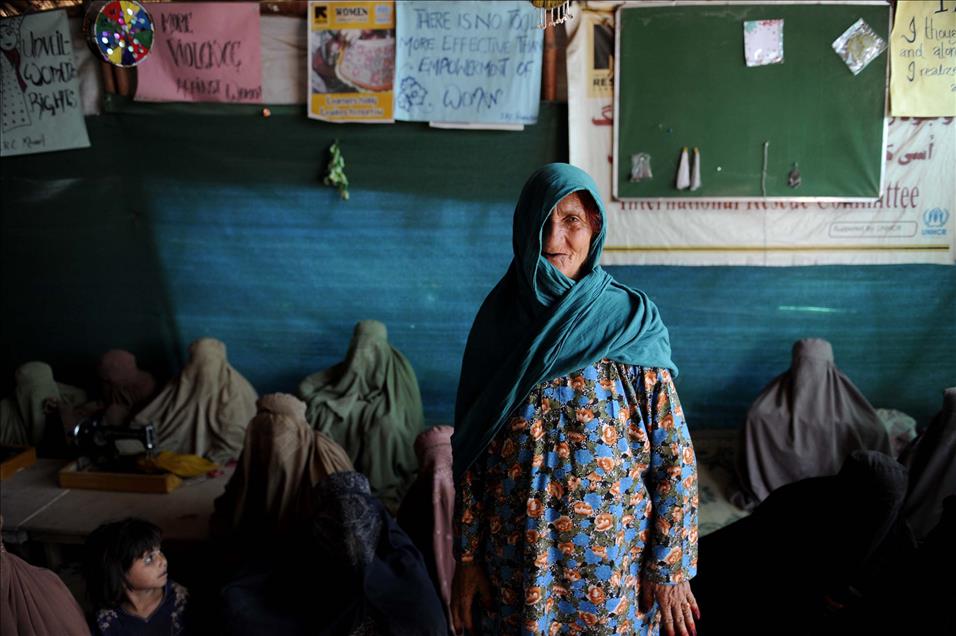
[629, 153, 653, 182]
[832, 18, 886, 76]
[743, 19, 783, 67]
[675, 147, 691, 190]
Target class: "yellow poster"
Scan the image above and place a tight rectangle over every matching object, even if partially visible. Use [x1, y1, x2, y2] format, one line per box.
[890, 0, 956, 116]
[308, 1, 395, 122]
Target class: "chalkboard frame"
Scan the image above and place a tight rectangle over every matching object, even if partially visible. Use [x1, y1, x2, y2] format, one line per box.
[612, 1, 892, 202]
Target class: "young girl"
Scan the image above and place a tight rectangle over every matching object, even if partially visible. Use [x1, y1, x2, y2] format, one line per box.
[83, 518, 189, 635]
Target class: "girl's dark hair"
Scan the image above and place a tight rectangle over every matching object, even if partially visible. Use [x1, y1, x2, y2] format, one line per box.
[83, 517, 162, 609]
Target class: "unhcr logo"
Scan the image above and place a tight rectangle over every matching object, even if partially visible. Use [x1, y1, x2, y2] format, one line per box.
[923, 207, 949, 227]
[921, 208, 949, 236]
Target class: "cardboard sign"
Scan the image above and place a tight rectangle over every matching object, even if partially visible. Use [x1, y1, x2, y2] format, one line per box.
[135, 2, 263, 103]
[1, 10, 90, 157]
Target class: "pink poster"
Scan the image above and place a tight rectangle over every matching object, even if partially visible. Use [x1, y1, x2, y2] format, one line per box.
[135, 3, 262, 103]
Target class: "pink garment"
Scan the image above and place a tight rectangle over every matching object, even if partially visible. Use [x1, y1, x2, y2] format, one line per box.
[97, 349, 158, 425]
[397, 426, 455, 632]
[0, 536, 90, 636]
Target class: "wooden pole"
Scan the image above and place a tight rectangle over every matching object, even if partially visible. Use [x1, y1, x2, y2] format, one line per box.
[542, 22, 558, 101]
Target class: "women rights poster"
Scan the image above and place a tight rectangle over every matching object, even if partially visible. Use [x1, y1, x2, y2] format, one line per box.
[1, 10, 90, 157]
[135, 2, 263, 103]
[308, 1, 396, 123]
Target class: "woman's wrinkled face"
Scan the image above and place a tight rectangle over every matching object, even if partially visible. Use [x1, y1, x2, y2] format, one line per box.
[542, 191, 595, 281]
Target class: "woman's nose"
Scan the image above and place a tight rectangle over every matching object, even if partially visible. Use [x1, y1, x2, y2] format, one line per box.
[543, 220, 561, 247]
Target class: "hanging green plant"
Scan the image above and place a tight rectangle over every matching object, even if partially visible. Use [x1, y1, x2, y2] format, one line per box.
[323, 140, 349, 200]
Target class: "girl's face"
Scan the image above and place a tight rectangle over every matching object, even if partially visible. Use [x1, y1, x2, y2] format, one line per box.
[126, 547, 167, 591]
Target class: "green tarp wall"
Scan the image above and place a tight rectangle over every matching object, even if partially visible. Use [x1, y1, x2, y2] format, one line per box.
[2, 101, 953, 429]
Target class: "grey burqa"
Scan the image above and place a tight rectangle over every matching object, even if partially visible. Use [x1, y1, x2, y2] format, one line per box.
[734, 338, 892, 508]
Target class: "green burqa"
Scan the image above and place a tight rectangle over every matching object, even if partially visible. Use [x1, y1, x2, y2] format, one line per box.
[299, 320, 423, 512]
[452, 163, 677, 481]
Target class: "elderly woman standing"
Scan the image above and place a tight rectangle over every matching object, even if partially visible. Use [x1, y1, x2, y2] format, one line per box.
[451, 164, 699, 636]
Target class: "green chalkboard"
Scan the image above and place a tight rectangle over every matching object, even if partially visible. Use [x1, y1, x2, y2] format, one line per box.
[614, 2, 890, 200]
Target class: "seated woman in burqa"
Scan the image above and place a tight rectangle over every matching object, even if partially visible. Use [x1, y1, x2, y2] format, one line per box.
[221, 471, 447, 636]
[299, 320, 424, 514]
[734, 338, 892, 509]
[900, 386, 956, 541]
[95, 349, 159, 426]
[134, 338, 257, 464]
[825, 494, 955, 635]
[692, 450, 908, 635]
[212, 393, 353, 551]
[0, 361, 88, 454]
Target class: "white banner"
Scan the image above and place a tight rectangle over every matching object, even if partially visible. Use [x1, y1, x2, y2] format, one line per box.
[567, 3, 954, 266]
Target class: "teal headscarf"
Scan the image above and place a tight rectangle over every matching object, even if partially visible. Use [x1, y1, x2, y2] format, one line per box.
[452, 163, 677, 481]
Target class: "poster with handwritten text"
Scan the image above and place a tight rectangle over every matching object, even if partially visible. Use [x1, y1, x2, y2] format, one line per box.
[135, 2, 262, 103]
[890, 0, 956, 116]
[1, 10, 89, 157]
[394, 1, 542, 124]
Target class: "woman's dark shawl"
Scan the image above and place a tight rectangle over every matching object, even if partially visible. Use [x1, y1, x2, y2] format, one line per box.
[902, 387, 956, 540]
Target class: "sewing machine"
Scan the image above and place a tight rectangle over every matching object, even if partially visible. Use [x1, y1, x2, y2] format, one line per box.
[70, 415, 156, 469]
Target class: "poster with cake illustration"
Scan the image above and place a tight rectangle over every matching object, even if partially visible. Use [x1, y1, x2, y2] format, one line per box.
[308, 1, 395, 123]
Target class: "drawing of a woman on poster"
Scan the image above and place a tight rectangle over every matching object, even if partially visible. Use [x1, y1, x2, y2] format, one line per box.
[0, 16, 32, 132]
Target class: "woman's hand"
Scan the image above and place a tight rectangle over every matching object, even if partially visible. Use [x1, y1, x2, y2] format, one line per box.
[451, 561, 492, 634]
[641, 580, 700, 636]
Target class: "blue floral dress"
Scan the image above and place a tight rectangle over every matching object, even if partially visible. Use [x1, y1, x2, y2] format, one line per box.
[456, 362, 698, 635]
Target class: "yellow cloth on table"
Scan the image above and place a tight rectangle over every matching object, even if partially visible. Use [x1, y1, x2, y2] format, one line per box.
[138, 451, 218, 478]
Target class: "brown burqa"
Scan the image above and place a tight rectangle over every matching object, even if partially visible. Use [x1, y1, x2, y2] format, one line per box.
[96, 349, 157, 426]
[734, 339, 892, 508]
[133, 338, 257, 464]
[901, 387, 956, 540]
[213, 393, 353, 542]
[0, 519, 90, 636]
[397, 426, 455, 631]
